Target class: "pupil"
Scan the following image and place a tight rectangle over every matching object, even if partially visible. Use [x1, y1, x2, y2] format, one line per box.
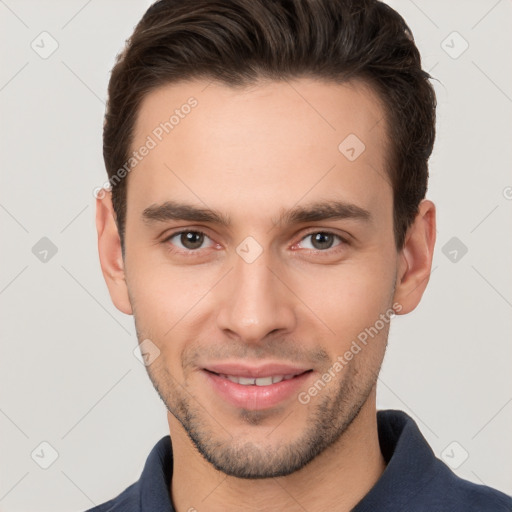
[312, 232, 333, 250]
[182, 232, 203, 249]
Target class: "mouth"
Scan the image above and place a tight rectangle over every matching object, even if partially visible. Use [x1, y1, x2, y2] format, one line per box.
[205, 370, 310, 386]
[201, 364, 314, 410]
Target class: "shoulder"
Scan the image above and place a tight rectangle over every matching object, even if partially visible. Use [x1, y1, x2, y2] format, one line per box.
[83, 482, 139, 512]
[80, 435, 173, 512]
[372, 410, 512, 511]
[418, 462, 512, 511]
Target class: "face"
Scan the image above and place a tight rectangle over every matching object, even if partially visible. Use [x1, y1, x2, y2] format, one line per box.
[104, 78, 407, 478]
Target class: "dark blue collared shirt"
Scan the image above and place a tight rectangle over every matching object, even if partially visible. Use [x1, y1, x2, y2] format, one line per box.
[85, 410, 512, 511]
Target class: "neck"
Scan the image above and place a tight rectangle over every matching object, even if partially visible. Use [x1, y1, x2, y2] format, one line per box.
[169, 390, 385, 512]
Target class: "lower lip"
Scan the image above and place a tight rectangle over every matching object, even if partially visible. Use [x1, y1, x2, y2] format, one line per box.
[203, 370, 312, 410]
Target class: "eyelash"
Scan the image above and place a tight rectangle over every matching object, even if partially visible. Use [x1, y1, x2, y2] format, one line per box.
[162, 229, 348, 257]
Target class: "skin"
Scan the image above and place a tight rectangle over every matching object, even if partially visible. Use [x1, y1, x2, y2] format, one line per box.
[96, 78, 436, 511]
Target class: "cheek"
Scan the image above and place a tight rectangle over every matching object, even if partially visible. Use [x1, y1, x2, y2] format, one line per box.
[126, 260, 217, 367]
[295, 259, 396, 344]
[128, 253, 207, 319]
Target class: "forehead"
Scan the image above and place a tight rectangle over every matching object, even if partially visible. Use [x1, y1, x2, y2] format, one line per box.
[127, 78, 391, 226]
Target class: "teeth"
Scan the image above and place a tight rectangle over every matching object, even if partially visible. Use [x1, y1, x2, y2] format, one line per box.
[255, 376, 273, 386]
[218, 373, 298, 386]
[239, 376, 256, 385]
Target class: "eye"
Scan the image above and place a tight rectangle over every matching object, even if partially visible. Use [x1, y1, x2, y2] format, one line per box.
[165, 230, 215, 252]
[297, 231, 345, 251]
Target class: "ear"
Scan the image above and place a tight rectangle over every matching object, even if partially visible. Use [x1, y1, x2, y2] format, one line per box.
[96, 190, 133, 315]
[393, 199, 436, 314]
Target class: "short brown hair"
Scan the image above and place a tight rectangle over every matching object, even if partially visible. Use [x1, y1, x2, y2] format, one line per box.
[103, 0, 436, 249]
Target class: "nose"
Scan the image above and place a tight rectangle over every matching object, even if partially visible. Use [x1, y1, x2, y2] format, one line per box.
[215, 250, 297, 344]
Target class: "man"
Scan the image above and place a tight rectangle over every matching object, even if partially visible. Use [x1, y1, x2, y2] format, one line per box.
[90, 0, 512, 510]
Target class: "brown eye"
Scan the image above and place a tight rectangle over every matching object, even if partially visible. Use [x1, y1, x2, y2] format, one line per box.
[180, 231, 204, 249]
[166, 230, 212, 251]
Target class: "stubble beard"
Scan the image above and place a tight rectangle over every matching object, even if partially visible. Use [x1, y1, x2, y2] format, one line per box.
[145, 351, 384, 479]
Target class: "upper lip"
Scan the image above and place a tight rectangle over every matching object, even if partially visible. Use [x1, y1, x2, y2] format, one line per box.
[203, 362, 311, 378]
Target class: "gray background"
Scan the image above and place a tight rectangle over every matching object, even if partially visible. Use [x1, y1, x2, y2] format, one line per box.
[0, 0, 511, 510]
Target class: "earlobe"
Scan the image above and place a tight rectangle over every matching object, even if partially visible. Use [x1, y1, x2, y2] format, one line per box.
[96, 191, 133, 315]
[393, 200, 436, 315]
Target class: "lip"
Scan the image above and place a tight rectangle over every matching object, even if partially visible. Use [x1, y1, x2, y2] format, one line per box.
[202, 363, 313, 410]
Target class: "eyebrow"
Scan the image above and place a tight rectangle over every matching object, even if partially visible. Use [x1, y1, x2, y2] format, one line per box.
[142, 199, 371, 227]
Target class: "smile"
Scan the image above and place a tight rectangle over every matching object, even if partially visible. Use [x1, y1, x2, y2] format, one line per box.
[214, 373, 302, 386]
[202, 367, 313, 410]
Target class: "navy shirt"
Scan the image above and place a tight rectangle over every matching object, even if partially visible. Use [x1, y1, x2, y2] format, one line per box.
[85, 410, 512, 511]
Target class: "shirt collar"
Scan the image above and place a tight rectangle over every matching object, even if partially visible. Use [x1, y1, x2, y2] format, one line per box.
[138, 434, 174, 510]
[352, 409, 444, 511]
